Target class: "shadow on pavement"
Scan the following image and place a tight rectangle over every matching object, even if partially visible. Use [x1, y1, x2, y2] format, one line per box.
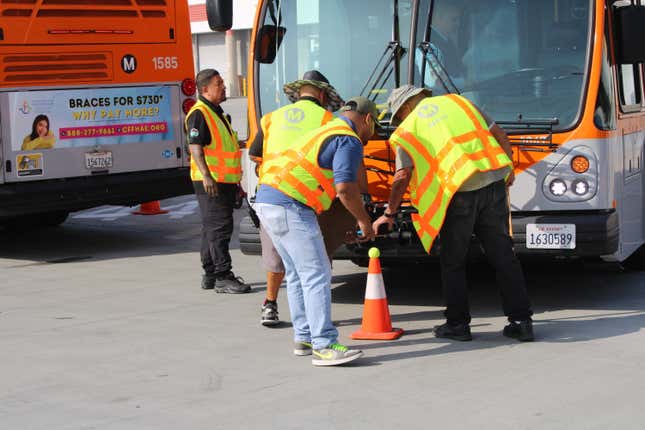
[0, 197, 249, 263]
[332, 259, 645, 364]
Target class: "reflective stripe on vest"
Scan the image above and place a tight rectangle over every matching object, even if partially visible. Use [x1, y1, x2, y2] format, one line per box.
[390, 94, 512, 253]
[260, 118, 358, 213]
[259, 100, 333, 177]
[186, 100, 242, 183]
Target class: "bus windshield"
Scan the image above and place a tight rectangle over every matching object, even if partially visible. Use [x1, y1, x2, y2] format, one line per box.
[256, 0, 412, 117]
[415, 0, 591, 129]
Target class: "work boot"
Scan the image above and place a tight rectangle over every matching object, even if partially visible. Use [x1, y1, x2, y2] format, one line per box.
[214, 272, 251, 294]
[434, 322, 473, 341]
[503, 319, 534, 342]
[261, 300, 280, 327]
[312, 343, 363, 366]
[201, 273, 216, 290]
[293, 341, 313, 356]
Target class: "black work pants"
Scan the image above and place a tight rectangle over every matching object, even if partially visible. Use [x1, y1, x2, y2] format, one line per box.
[193, 181, 237, 277]
[439, 180, 533, 325]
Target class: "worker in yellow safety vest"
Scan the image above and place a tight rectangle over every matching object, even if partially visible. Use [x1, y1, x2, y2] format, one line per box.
[248, 70, 364, 328]
[186, 69, 250, 294]
[373, 85, 534, 342]
[254, 96, 378, 366]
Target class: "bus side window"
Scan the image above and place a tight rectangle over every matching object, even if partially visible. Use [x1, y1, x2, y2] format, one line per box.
[594, 16, 615, 130]
[618, 63, 642, 109]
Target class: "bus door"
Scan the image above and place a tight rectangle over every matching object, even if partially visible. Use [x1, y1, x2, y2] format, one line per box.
[0, 85, 184, 184]
[611, 1, 645, 258]
[0, 109, 4, 185]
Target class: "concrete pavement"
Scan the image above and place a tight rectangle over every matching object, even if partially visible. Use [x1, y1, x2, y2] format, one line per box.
[1, 195, 645, 429]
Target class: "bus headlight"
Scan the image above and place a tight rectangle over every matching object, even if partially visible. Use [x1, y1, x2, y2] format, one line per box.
[542, 146, 598, 202]
[549, 179, 567, 196]
[572, 179, 589, 196]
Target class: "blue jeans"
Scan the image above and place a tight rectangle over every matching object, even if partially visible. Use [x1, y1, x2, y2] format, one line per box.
[254, 202, 338, 350]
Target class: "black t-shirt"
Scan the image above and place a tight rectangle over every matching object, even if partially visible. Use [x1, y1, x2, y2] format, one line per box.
[185, 96, 233, 147]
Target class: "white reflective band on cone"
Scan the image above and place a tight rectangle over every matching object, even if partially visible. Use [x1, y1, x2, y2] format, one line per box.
[364, 273, 387, 300]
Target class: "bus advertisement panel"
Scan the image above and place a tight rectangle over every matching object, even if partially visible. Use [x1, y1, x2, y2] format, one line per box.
[10, 86, 175, 152]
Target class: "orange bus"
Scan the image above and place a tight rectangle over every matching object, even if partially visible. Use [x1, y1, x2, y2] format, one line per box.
[0, 0, 197, 227]
[209, 0, 645, 269]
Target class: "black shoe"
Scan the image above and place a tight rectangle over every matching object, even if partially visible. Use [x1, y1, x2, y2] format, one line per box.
[434, 322, 473, 341]
[261, 300, 280, 326]
[503, 320, 534, 342]
[201, 274, 216, 290]
[215, 272, 251, 294]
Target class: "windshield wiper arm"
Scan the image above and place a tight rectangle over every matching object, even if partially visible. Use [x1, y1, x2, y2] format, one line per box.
[360, 41, 406, 99]
[420, 0, 460, 94]
[360, 0, 407, 101]
[418, 41, 460, 94]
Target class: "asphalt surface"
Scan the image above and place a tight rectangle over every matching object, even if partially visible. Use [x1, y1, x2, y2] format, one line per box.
[2, 98, 645, 429]
[2, 192, 645, 429]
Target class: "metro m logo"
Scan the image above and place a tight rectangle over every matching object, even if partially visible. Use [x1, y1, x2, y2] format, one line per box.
[121, 55, 137, 74]
[284, 107, 305, 124]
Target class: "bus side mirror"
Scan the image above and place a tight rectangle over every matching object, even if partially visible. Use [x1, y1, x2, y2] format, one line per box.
[254, 26, 287, 64]
[205, 0, 233, 32]
[613, 5, 645, 64]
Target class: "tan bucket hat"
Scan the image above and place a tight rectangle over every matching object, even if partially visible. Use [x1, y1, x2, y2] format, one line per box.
[387, 85, 432, 124]
[283, 70, 344, 112]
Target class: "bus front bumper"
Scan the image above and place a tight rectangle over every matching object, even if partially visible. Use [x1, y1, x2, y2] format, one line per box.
[335, 210, 620, 264]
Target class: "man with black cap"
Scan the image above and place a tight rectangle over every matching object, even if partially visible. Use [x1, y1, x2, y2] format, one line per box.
[373, 85, 534, 342]
[186, 69, 250, 294]
[253, 96, 378, 366]
[248, 71, 360, 327]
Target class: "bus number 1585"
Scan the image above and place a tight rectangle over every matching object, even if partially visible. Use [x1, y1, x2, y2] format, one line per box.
[152, 56, 178, 70]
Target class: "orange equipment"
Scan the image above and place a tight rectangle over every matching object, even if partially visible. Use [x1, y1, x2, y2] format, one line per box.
[351, 247, 404, 340]
[132, 201, 168, 215]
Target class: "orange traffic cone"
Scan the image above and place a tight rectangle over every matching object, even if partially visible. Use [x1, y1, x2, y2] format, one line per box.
[351, 247, 404, 340]
[132, 201, 169, 215]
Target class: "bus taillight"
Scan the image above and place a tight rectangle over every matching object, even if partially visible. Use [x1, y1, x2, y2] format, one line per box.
[181, 78, 196, 96]
[182, 98, 196, 114]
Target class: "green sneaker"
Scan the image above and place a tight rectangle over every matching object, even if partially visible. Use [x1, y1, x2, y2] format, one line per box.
[293, 341, 312, 356]
[312, 343, 363, 366]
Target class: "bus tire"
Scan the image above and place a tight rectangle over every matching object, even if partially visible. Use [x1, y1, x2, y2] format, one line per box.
[623, 245, 645, 271]
[239, 215, 261, 256]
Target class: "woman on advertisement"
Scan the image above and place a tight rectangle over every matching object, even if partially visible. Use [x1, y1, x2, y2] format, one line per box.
[21, 115, 56, 151]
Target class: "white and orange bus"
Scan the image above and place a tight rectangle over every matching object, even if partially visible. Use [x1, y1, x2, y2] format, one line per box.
[208, 0, 645, 269]
[0, 0, 197, 227]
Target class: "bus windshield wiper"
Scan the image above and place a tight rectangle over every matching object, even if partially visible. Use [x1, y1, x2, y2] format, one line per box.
[360, 0, 407, 101]
[418, 41, 460, 95]
[419, 0, 460, 94]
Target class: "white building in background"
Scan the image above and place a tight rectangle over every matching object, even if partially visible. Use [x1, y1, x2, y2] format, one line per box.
[188, 0, 258, 97]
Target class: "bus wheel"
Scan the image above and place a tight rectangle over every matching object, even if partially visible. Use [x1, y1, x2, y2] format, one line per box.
[623, 245, 645, 271]
[239, 215, 261, 255]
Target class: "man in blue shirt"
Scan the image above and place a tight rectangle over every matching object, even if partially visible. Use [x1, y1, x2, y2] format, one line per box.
[254, 96, 378, 366]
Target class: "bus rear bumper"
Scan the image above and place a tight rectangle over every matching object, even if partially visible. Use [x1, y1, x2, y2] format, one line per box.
[0, 168, 192, 220]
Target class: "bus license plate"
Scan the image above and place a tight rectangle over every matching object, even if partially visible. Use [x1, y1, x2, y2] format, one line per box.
[526, 224, 576, 249]
[85, 151, 113, 170]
